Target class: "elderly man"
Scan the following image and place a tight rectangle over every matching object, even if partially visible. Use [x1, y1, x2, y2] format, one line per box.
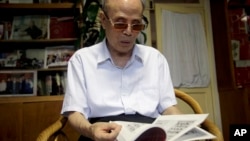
[61, 0, 181, 140]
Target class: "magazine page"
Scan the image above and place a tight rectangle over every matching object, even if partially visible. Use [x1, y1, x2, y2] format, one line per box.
[152, 114, 208, 141]
[114, 121, 165, 141]
[175, 126, 216, 141]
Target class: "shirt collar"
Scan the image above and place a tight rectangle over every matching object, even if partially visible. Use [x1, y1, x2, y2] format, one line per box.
[97, 39, 144, 65]
[131, 44, 144, 64]
[97, 39, 111, 64]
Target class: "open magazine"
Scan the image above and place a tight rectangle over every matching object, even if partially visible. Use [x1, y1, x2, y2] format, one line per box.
[113, 114, 216, 141]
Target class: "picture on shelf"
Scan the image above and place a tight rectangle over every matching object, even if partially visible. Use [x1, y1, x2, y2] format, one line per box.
[0, 49, 44, 69]
[0, 70, 37, 96]
[10, 15, 50, 40]
[0, 0, 7, 3]
[50, 16, 76, 39]
[0, 50, 20, 68]
[8, 0, 33, 3]
[44, 45, 74, 68]
[39, 0, 51, 3]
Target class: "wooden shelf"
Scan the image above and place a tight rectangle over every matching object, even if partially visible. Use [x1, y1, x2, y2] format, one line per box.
[0, 3, 78, 98]
[0, 3, 80, 16]
[0, 38, 77, 43]
[0, 95, 64, 104]
[0, 3, 80, 141]
[0, 38, 78, 49]
[0, 3, 76, 9]
[37, 67, 67, 71]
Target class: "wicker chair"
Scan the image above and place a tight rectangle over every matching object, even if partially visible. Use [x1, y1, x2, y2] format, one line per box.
[36, 89, 224, 141]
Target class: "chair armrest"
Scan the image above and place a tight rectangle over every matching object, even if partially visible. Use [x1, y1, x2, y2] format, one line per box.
[36, 116, 68, 141]
[174, 89, 224, 141]
[174, 89, 203, 114]
[202, 119, 224, 141]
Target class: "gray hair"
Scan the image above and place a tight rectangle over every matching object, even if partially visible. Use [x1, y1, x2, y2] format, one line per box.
[101, 0, 145, 13]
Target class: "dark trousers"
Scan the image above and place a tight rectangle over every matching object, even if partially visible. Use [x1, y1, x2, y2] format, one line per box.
[78, 113, 156, 141]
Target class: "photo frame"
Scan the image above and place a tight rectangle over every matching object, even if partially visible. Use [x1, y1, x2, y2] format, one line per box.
[10, 15, 50, 40]
[44, 45, 74, 68]
[0, 50, 20, 68]
[0, 70, 37, 96]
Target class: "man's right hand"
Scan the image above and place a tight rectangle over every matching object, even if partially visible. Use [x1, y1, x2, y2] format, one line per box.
[88, 122, 122, 141]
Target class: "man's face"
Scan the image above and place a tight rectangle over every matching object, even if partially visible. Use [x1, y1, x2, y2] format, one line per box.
[101, 0, 144, 55]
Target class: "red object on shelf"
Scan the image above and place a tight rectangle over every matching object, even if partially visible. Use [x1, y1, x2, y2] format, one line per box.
[50, 16, 76, 39]
[228, 8, 247, 34]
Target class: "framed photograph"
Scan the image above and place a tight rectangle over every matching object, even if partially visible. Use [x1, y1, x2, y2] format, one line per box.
[10, 15, 50, 40]
[0, 50, 20, 68]
[0, 70, 37, 96]
[0, 0, 7, 3]
[39, 0, 51, 3]
[44, 45, 74, 68]
[8, 0, 33, 3]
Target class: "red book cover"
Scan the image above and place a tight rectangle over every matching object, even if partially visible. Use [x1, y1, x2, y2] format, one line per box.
[50, 17, 76, 39]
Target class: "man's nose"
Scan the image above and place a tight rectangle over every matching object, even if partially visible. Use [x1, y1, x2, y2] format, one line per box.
[123, 25, 133, 35]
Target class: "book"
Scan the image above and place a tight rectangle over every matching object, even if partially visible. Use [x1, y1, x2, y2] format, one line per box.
[0, 23, 3, 39]
[2, 21, 12, 40]
[45, 75, 52, 95]
[10, 15, 50, 40]
[37, 71, 67, 96]
[113, 114, 216, 141]
[50, 16, 76, 39]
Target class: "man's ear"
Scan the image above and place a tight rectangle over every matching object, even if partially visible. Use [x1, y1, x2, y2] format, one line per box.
[99, 11, 107, 29]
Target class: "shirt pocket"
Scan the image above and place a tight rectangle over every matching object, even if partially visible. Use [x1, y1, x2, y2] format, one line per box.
[134, 85, 159, 115]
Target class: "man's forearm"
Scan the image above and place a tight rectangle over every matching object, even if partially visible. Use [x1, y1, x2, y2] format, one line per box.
[67, 111, 93, 139]
[162, 105, 182, 115]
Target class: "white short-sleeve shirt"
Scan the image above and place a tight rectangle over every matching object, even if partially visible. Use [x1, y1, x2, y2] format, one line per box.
[61, 39, 177, 119]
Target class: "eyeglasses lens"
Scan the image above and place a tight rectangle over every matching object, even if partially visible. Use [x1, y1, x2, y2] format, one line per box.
[113, 23, 145, 31]
[133, 24, 145, 31]
[113, 23, 128, 29]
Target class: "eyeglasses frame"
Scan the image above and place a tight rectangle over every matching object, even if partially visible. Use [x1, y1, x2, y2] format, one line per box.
[102, 10, 147, 32]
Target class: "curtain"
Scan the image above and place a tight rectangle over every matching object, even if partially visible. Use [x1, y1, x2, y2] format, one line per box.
[161, 10, 210, 87]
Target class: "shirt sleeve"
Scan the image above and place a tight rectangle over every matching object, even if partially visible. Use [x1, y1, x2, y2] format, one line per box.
[61, 52, 90, 119]
[157, 53, 177, 113]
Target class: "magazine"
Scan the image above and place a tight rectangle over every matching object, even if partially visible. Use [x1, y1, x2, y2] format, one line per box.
[114, 114, 216, 141]
[10, 15, 50, 40]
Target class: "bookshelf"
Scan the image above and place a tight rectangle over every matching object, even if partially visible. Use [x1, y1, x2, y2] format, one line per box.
[0, 2, 80, 97]
[0, 2, 81, 141]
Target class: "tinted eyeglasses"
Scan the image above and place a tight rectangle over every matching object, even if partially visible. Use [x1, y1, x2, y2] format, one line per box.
[103, 10, 146, 32]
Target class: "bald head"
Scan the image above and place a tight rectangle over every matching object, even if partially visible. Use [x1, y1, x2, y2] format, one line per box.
[102, 0, 145, 14]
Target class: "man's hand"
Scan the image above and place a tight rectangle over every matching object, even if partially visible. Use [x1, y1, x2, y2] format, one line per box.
[89, 122, 122, 141]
